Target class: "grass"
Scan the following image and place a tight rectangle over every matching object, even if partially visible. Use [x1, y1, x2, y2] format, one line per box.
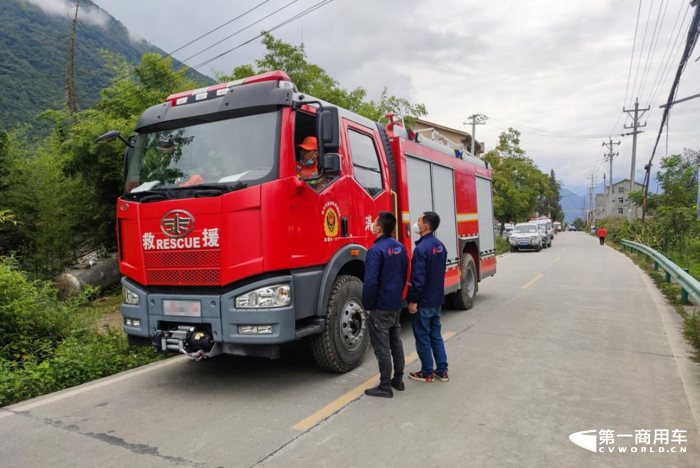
[496, 235, 510, 255]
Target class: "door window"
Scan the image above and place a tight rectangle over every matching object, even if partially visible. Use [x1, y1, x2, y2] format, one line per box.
[347, 130, 383, 197]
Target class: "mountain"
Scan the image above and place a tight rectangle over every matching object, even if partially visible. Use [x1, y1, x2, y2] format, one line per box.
[560, 187, 587, 224]
[0, 0, 213, 128]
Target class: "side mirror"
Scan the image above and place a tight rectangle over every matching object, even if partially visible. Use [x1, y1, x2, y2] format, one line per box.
[322, 153, 341, 174]
[95, 130, 121, 143]
[95, 130, 133, 147]
[316, 106, 339, 154]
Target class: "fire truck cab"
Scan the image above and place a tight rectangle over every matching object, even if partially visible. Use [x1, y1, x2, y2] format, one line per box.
[107, 71, 496, 372]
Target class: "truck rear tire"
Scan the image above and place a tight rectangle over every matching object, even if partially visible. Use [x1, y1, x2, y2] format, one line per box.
[310, 275, 369, 373]
[450, 253, 477, 310]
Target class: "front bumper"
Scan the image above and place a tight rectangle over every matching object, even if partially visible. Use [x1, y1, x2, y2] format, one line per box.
[121, 275, 301, 346]
[509, 238, 540, 248]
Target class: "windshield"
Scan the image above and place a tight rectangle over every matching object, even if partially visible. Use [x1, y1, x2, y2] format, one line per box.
[514, 225, 538, 233]
[125, 111, 280, 193]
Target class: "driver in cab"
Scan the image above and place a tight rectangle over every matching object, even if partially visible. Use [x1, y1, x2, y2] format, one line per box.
[296, 136, 320, 179]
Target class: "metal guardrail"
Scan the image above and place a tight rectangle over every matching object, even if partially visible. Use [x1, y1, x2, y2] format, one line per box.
[622, 239, 700, 306]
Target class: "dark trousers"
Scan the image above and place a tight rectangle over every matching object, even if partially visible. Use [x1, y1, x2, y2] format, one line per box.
[599, 236, 605, 245]
[367, 310, 405, 389]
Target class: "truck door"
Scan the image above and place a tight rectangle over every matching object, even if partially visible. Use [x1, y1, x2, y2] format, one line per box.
[344, 121, 392, 244]
[288, 109, 352, 269]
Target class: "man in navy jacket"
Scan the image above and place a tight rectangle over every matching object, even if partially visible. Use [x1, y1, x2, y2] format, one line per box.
[407, 211, 449, 383]
[362, 211, 409, 398]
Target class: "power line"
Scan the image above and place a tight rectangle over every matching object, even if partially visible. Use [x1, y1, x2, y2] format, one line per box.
[629, 0, 656, 108]
[644, 0, 689, 106]
[53, 0, 335, 134]
[642, 1, 700, 220]
[648, 4, 693, 111]
[36, 0, 272, 121]
[53, 0, 303, 129]
[636, 0, 669, 103]
[485, 118, 610, 139]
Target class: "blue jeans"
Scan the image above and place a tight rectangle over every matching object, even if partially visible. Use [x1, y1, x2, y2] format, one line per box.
[411, 306, 448, 375]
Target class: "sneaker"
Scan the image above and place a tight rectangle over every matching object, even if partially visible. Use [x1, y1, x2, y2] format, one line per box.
[364, 385, 393, 398]
[408, 371, 434, 383]
[391, 380, 405, 391]
[434, 371, 449, 382]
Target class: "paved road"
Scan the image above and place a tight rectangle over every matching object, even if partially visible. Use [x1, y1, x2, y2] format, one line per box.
[1, 233, 699, 467]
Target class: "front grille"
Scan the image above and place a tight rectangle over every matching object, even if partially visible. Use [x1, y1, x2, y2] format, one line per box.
[147, 268, 220, 285]
[144, 250, 220, 268]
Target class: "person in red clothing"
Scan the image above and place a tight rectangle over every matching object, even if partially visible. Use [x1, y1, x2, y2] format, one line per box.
[597, 226, 607, 246]
[296, 136, 320, 179]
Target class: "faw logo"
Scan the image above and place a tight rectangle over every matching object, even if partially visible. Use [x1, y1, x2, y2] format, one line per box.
[160, 210, 195, 238]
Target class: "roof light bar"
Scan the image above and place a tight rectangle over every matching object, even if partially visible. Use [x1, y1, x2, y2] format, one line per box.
[165, 70, 294, 107]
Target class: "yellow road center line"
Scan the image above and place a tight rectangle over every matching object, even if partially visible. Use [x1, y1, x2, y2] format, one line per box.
[521, 273, 544, 289]
[292, 331, 456, 431]
[555, 256, 561, 262]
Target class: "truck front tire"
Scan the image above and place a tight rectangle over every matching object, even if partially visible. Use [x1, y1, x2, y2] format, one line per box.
[310, 275, 369, 373]
[450, 253, 477, 310]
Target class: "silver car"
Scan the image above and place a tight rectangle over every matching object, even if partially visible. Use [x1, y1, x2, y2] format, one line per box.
[508, 223, 542, 252]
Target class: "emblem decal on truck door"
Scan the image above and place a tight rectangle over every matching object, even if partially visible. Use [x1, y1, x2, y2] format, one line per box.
[322, 201, 341, 240]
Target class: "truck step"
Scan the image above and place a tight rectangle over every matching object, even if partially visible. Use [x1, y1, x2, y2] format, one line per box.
[295, 318, 326, 339]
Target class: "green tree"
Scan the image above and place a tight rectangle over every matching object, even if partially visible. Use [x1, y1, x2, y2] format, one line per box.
[54, 53, 204, 249]
[573, 217, 585, 230]
[217, 33, 427, 124]
[535, 169, 564, 221]
[483, 128, 549, 230]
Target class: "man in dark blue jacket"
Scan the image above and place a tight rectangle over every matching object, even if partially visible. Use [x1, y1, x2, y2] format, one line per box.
[362, 211, 409, 398]
[407, 211, 449, 383]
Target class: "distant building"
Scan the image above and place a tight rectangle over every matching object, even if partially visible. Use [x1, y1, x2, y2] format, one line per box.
[413, 119, 484, 157]
[595, 179, 644, 219]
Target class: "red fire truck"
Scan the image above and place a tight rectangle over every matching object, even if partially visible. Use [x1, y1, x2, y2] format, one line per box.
[98, 70, 496, 372]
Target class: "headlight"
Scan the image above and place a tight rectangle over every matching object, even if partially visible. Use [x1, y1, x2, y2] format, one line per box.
[236, 284, 291, 309]
[122, 285, 139, 305]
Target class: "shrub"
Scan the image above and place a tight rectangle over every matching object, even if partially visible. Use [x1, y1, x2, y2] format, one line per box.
[0, 257, 163, 407]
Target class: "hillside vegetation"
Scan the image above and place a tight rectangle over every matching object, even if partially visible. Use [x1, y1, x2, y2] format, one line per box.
[0, 0, 211, 127]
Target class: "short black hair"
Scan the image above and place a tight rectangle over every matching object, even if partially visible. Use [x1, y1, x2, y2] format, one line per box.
[422, 211, 440, 232]
[377, 211, 396, 236]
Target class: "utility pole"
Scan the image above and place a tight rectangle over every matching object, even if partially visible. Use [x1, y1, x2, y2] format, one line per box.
[622, 98, 649, 221]
[602, 138, 620, 219]
[66, 0, 80, 114]
[464, 114, 486, 156]
[603, 173, 606, 218]
[588, 174, 596, 227]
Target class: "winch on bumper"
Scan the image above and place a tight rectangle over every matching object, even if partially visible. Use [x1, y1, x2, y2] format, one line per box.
[120, 275, 313, 360]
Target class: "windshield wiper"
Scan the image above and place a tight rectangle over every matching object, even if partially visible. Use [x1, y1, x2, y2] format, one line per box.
[123, 183, 247, 203]
[169, 182, 248, 193]
[123, 189, 173, 202]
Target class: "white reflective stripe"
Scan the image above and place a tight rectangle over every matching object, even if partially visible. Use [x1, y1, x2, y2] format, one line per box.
[402, 212, 411, 223]
[227, 78, 245, 88]
[457, 213, 478, 222]
[195, 93, 208, 101]
[175, 97, 188, 105]
[216, 88, 228, 96]
[191, 87, 209, 95]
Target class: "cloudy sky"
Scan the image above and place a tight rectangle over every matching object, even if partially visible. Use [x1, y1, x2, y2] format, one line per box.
[88, 0, 700, 194]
